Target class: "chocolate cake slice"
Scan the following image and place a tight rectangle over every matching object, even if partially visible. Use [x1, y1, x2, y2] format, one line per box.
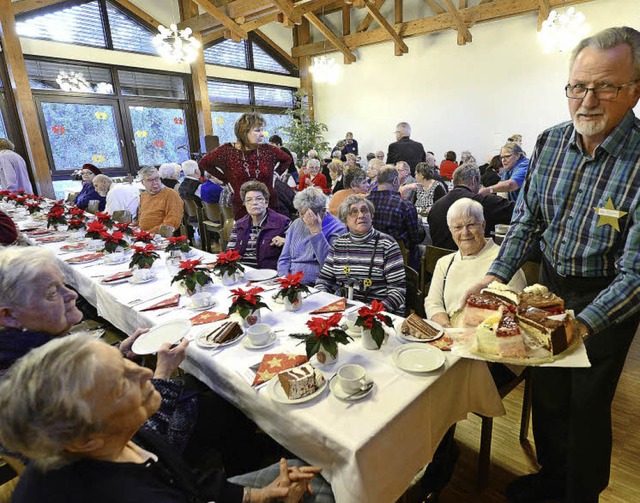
[205, 321, 242, 344]
[519, 285, 565, 314]
[278, 363, 318, 399]
[517, 306, 572, 355]
[401, 313, 441, 340]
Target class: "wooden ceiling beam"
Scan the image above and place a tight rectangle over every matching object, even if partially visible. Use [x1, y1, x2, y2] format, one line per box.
[423, 0, 445, 15]
[537, 0, 551, 30]
[202, 11, 278, 44]
[193, 0, 247, 39]
[440, 0, 472, 45]
[111, 0, 164, 30]
[11, 0, 67, 15]
[303, 12, 356, 63]
[357, 0, 385, 32]
[292, 0, 592, 58]
[363, 0, 408, 54]
[394, 0, 403, 55]
[271, 0, 302, 24]
[180, 0, 201, 23]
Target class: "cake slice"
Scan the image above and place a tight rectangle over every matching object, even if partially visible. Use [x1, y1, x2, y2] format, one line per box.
[278, 363, 318, 399]
[519, 284, 565, 314]
[401, 313, 441, 340]
[517, 306, 573, 355]
[476, 307, 525, 358]
[205, 321, 242, 344]
[463, 292, 516, 327]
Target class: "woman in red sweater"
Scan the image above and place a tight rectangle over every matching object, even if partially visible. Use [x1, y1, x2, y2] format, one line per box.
[297, 158, 329, 193]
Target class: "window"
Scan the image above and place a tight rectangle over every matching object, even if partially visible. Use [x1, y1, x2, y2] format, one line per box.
[40, 101, 124, 171]
[0, 110, 7, 139]
[129, 106, 189, 166]
[106, 2, 156, 55]
[252, 44, 289, 74]
[262, 113, 290, 143]
[254, 85, 294, 108]
[204, 39, 248, 69]
[118, 70, 186, 99]
[210, 110, 242, 144]
[207, 80, 251, 105]
[25, 59, 114, 94]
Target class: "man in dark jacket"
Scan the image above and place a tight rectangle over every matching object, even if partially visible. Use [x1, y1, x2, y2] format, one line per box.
[386, 122, 427, 176]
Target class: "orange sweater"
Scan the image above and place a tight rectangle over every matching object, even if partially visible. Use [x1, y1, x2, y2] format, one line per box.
[137, 188, 184, 234]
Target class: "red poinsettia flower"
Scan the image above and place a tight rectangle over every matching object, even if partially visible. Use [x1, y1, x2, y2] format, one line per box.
[16, 190, 25, 195]
[277, 271, 305, 290]
[86, 220, 107, 233]
[100, 230, 124, 244]
[69, 207, 85, 217]
[230, 286, 264, 306]
[216, 249, 242, 265]
[132, 243, 157, 255]
[47, 206, 65, 218]
[95, 211, 112, 222]
[133, 230, 154, 243]
[306, 313, 342, 338]
[167, 236, 187, 244]
[68, 218, 85, 230]
[179, 258, 202, 274]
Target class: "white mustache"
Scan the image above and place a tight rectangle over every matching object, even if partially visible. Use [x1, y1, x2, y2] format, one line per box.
[576, 108, 604, 115]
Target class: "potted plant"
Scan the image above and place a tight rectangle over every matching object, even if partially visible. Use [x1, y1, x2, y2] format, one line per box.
[25, 201, 42, 215]
[304, 313, 352, 365]
[280, 90, 330, 163]
[212, 249, 245, 285]
[14, 195, 28, 207]
[69, 207, 86, 220]
[165, 235, 192, 257]
[85, 220, 107, 239]
[228, 286, 270, 327]
[171, 258, 212, 296]
[94, 211, 114, 229]
[114, 222, 134, 236]
[67, 218, 85, 231]
[100, 230, 129, 253]
[46, 204, 67, 230]
[133, 229, 155, 244]
[129, 244, 159, 270]
[275, 271, 310, 312]
[355, 300, 394, 350]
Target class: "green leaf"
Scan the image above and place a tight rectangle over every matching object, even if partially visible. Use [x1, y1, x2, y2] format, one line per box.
[371, 325, 385, 348]
[306, 338, 321, 359]
[322, 337, 338, 357]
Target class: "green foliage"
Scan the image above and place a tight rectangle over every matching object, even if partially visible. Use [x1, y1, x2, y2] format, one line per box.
[281, 90, 330, 164]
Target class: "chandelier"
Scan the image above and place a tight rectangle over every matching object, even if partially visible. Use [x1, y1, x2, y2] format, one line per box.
[309, 55, 340, 84]
[56, 71, 92, 93]
[539, 7, 589, 53]
[153, 24, 201, 64]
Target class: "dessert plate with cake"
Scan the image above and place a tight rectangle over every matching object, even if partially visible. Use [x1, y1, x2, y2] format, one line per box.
[196, 321, 244, 348]
[268, 363, 327, 404]
[131, 319, 191, 355]
[398, 314, 444, 343]
[451, 283, 588, 366]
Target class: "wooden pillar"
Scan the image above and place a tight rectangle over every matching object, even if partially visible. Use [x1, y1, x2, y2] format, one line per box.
[0, 0, 54, 198]
[394, 0, 403, 56]
[295, 18, 314, 119]
[190, 33, 213, 139]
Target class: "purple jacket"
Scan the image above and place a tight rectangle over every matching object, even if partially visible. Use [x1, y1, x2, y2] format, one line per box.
[229, 209, 290, 270]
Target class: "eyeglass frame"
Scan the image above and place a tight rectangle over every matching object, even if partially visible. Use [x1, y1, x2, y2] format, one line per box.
[347, 206, 371, 217]
[449, 222, 483, 233]
[564, 80, 639, 100]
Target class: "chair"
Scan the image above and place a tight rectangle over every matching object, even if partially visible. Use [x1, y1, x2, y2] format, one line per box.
[201, 202, 223, 252]
[421, 245, 454, 295]
[157, 225, 176, 238]
[220, 204, 235, 250]
[112, 210, 133, 223]
[183, 199, 205, 249]
[86, 200, 100, 214]
[396, 239, 409, 266]
[404, 265, 426, 318]
[476, 368, 532, 488]
[65, 192, 78, 204]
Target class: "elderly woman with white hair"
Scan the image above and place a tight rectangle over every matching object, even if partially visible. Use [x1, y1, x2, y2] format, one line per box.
[0, 335, 326, 503]
[159, 162, 181, 190]
[425, 198, 526, 328]
[178, 159, 203, 201]
[277, 187, 346, 284]
[297, 158, 328, 193]
[316, 195, 406, 315]
[93, 174, 140, 217]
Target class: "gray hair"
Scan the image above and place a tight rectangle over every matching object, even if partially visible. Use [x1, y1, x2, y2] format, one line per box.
[395, 161, 410, 172]
[328, 161, 343, 175]
[0, 138, 15, 151]
[367, 159, 385, 172]
[396, 122, 411, 137]
[240, 180, 269, 202]
[415, 162, 438, 180]
[92, 174, 112, 194]
[332, 150, 342, 159]
[0, 335, 101, 470]
[0, 247, 57, 308]
[377, 166, 399, 185]
[139, 166, 159, 180]
[181, 160, 200, 177]
[446, 198, 485, 227]
[571, 26, 640, 79]
[338, 195, 375, 223]
[453, 164, 480, 188]
[501, 141, 526, 159]
[306, 158, 321, 171]
[343, 167, 367, 189]
[425, 152, 437, 168]
[293, 186, 327, 214]
[460, 151, 473, 163]
[307, 149, 318, 159]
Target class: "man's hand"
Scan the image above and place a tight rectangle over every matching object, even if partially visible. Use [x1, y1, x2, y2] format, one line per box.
[120, 328, 150, 359]
[460, 274, 502, 309]
[574, 318, 592, 342]
[154, 338, 189, 379]
[301, 208, 322, 236]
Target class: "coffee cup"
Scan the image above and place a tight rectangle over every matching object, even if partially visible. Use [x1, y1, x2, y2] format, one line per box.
[345, 312, 361, 334]
[495, 224, 510, 236]
[337, 364, 368, 393]
[88, 239, 103, 251]
[246, 323, 273, 346]
[191, 292, 212, 308]
[132, 268, 153, 282]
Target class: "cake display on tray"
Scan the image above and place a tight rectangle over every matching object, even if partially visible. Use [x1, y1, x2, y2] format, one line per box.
[462, 282, 518, 326]
[278, 363, 323, 400]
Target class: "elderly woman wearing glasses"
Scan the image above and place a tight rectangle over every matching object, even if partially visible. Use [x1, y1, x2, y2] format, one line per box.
[316, 195, 406, 315]
[425, 198, 526, 328]
[478, 141, 529, 202]
[73, 163, 106, 211]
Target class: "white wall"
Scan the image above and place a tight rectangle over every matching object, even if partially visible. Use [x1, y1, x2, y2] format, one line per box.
[312, 0, 640, 162]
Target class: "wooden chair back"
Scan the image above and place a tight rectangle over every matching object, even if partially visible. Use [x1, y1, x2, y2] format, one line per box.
[86, 200, 100, 214]
[404, 265, 426, 318]
[182, 199, 205, 248]
[201, 202, 223, 252]
[421, 245, 454, 293]
[112, 210, 132, 223]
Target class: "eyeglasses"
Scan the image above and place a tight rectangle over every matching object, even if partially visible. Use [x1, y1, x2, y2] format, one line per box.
[500, 154, 514, 161]
[450, 222, 481, 233]
[348, 206, 371, 217]
[144, 176, 161, 184]
[245, 196, 266, 204]
[565, 81, 638, 100]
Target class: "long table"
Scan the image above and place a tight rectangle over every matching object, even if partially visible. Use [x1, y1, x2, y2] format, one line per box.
[35, 235, 504, 503]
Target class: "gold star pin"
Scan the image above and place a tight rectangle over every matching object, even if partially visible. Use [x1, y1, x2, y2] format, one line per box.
[594, 198, 628, 232]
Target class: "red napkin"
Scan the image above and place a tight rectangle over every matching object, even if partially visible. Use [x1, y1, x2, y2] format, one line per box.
[189, 311, 229, 326]
[36, 235, 66, 243]
[65, 253, 104, 264]
[309, 297, 346, 314]
[252, 354, 308, 387]
[27, 229, 53, 236]
[61, 243, 87, 252]
[101, 270, 133, 283]
[429, 335, 453, 351]
[140, 294, 181, 312]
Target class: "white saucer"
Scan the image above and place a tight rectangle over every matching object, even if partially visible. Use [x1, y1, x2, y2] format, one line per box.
[268, 369, 327, 404]
[128, 274, 157, 284]
[245, 269, 278, 282]
[242, 332, 278, 350]
[189, 301, 217, 312]
[329, 377, 374, 401]
[392, 343, 445, 373]
[103, 256, 128, 265]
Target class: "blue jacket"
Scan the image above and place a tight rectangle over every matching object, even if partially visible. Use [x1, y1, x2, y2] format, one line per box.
[74, 182, 106, 211]
[229, 209, 290, 270]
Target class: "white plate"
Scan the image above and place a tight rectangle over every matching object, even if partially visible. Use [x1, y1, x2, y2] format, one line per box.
[189, 300, 217, 312]
[196, 323, 243, 348]
[268, 369, 327, 404]
[131, 320, 191, 355]
[329, 377, 374, 401]
[392, 343, 446, 373]
[397, 319, 444, 343]
[128, 273, 157, 284]
[245, 269, 278, 282]
[242, 332, 278, 350]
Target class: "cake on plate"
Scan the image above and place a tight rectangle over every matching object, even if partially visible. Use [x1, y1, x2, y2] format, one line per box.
[476, 307, 526, 358]
[519, 284, 565, 314]
[278, 363, 321, 399]
[401, 313, 442, 340]
[463, 282, 519, 327]
[204, 321, 243, 344]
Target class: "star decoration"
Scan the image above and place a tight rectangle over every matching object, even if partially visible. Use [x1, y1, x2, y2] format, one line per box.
[257, 370, 276, 381]
[266, 356, 283, 368]
[594, 198, 628, 232]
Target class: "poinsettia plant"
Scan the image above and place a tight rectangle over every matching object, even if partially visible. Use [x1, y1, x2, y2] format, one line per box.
[129, 244, 159, 270]
[133, 230, 155, 244]
[46, 204, 67, 229]
[114, 222, 134, 236]
[68, 207, 86, 220]
[165, 235, 191, 253]
[14, 195, 28, 207]
[100, 230, 129, 253]
[170, 259, 212, 293]
[0, 190, 10, 201]
[212, 249, 245, 277]
[25, 202, 42, 215]
[228, 286, 270, 319]
[94, 211, 114, 229]
[304, 313, 352, 359]
[275, 271, 310, 303]
[85, 220, 107, 239]
[355, 300, 394, 349]
[67, 218, 85, 231]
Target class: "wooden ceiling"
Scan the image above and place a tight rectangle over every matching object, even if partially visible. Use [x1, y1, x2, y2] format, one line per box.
[12, 0, 595, 67]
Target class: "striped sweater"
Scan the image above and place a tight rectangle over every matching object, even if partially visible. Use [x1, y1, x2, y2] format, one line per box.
[316, 228, 406, 315]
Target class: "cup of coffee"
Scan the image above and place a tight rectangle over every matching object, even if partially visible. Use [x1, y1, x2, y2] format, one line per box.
[88, 239, 103, 251]
[337, 364, 368, 393]
[191, 292, 212, 308]
[246, 323, 273, 346]
[132, 268, 153, 282]
[495, 224, 511, 236]
[345, 312, 361, 335]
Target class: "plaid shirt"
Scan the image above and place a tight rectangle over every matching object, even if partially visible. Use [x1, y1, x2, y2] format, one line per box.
[367, 190, 426, 248]
[488, 110, 640, 334]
